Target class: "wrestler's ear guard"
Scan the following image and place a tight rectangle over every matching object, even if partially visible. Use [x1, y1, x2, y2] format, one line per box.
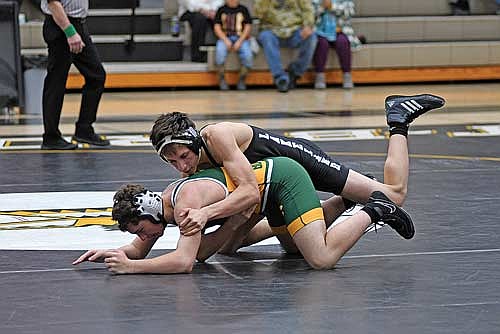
[133, 190, 165, 225]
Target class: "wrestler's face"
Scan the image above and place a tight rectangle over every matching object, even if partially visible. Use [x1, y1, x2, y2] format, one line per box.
[162, 145, 199, 175]
[127, 219, 164, 241]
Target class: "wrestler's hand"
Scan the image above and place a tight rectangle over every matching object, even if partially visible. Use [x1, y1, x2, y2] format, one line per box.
[178, 208, 208, 236]
[103, 250, 135, 274]
[72, 249, 113, 265]
[67, 33, 85, 54]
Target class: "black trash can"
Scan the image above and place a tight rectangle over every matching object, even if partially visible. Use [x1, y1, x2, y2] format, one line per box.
[22, 54, 47, 114]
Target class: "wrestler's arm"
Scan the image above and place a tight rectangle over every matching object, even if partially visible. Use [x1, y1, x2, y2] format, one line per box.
[179, 125, 260, 234]
[121, 233, 200, 274]
[203, 125, 261, 218]
[120, 186, 204, 274]
[74, 185, 203, 274]
[196, 213, 251, 262]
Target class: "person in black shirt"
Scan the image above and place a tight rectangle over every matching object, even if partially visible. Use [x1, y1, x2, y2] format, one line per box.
[213, 0, 253, 90]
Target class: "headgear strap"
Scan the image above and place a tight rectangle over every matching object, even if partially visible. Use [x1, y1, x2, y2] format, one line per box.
[154, 127, 202, 161]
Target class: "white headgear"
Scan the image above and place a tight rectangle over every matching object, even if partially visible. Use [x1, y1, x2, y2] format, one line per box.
[133, 190, 165, 224]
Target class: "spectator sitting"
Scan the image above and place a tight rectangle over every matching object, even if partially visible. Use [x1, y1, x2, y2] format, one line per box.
[214, 0, 253, 90]
[254, 0, 318, 93]
[178, 0, 224, 62]
[313, 0, 362, 89]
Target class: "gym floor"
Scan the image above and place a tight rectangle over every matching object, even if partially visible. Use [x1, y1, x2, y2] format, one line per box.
[1, 83, 499, 333]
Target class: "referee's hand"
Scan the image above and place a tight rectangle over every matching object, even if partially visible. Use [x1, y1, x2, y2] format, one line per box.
[67, 33, 85, 54]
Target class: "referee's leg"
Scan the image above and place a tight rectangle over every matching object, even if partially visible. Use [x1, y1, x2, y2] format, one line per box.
[42, 32, 72, 142]
[72, 23, 106, 137]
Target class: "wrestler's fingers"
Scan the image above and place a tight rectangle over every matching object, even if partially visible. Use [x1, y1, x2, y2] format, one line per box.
[87, 253, 102, 262]
[72, 250, 95, 265]
[101, 250, 119, 258]
[182, 228, 199, 236]
[179, 216, 192, 228]
[178, 208, 189, 218]
[104, 257, 116, 263]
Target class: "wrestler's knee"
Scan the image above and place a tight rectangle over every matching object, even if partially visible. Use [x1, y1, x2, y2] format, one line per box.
[388, 186, 407, 206]
[306, 254, 337, 270]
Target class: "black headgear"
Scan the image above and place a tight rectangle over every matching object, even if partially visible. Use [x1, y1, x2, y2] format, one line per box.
[132, 190, 165, 225]
[154, 127, 202, 162]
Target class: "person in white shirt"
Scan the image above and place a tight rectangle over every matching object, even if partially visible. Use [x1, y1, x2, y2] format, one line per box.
[178, 0, 224, 62]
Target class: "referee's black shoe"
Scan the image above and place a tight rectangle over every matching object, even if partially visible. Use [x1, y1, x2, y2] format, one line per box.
[41, 137, 77, 150]
[72, 133, 110, 146]
[385, 94, 445, 125]
[365, 191, 415, 239]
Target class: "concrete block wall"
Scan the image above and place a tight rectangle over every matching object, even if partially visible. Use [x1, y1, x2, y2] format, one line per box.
[353, 16, 500, 43]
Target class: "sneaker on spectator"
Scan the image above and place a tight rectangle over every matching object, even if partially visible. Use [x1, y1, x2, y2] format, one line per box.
[342, 72, 354, 89]
[219, 77, 229, 91]
[275, 75, 289, 93]
[236, 78, 247, 90]
[288, 69, 298, 90]
[314, 72, 326, 89]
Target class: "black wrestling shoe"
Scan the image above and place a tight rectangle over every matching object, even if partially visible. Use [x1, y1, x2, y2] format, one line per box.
[41, 137, 77, 150]
[365, 191, 415, 239]
[72, 133, 110, 146]
[385, 94, 445, 125]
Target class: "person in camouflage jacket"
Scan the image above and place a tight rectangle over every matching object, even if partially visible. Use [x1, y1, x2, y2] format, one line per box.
[254, 0, 318, 92]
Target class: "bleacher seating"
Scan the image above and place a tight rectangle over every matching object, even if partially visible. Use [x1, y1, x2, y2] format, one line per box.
[18, 0, 500, 89]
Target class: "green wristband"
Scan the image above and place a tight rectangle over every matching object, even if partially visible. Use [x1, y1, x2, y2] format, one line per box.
[64, 24, 77, 38]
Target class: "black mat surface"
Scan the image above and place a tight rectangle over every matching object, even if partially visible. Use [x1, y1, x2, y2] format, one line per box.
[1, 126, 499, 334]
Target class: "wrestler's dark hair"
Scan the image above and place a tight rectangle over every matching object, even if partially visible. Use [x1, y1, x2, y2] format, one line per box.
[112, 184, 146, 232]
[150, 112, 196, 155]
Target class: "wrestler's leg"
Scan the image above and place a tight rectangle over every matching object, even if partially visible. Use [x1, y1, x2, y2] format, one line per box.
[292, 212, 371, 269]
[340, 134, 408, 206]
[292, 191, 414, 270]
[340, 94, 445, 206]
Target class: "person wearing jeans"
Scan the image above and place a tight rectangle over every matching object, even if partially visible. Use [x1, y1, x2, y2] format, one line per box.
[254, 0, 317, 93]
[215, 36, 253, 89]
[214, 0, 253, 90]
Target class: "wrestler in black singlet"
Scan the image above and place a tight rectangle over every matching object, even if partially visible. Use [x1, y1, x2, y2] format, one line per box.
[200, 125, 350, 195]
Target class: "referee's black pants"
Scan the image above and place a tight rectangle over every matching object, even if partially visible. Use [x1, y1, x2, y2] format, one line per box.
[42, 15, 106, 142]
